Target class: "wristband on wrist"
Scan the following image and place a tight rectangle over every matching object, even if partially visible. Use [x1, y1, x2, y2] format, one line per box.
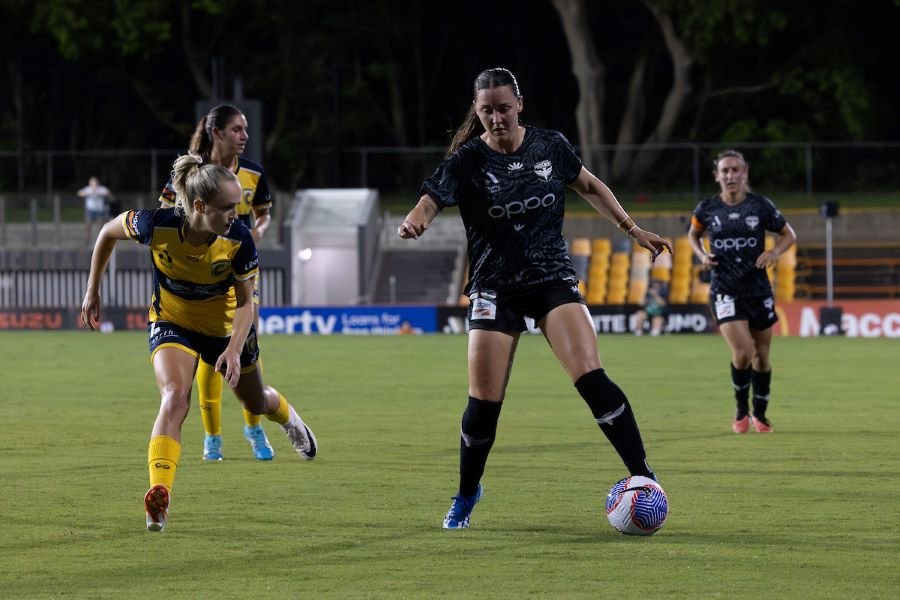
[617, 216, 636, 233]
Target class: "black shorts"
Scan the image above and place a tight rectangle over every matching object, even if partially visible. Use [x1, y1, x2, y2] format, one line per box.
[710, 293, 778, 330]
[148, 320, 260, 372]
[467, 280, 585, 333]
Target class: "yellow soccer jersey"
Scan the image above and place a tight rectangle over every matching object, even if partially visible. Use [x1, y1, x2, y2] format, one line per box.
[158, 156, 272, 228]
[122, 208, 259, 337]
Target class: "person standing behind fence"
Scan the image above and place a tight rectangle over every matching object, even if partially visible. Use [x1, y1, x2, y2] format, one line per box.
[688, 149, 797, 434]
[81, 153, 317, 531]
[79, 176, 111, 244]
[159, 104, 276, 462]
[399, 67, 672, 529]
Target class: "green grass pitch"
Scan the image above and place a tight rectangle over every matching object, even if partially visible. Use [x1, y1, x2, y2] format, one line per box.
[1, 332, 898, 599]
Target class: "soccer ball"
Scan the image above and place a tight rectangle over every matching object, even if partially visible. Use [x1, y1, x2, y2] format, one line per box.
[605, 475, 668, 535]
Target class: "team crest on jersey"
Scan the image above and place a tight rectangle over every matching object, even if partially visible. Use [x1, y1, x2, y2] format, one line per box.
[533, 160, 553, 181]
[211, 260, 231, 276]
[507, 161, 523, 171]
[242, 188, 254, 205]
[157, 248, 173, 267]
[745, 215, 759, 230]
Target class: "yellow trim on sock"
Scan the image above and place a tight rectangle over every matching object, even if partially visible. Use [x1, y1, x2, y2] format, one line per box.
[148, 435, 181, 491]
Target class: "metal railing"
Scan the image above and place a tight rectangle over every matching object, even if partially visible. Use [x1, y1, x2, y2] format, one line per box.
[2, 141, 899, 240]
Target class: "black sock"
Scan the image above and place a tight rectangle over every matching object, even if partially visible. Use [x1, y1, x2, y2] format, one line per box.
[752, 369, 772, 422]
[731, 363, 752, 418]
[458, 396, 502, 497]
[575, 368, 654, 479]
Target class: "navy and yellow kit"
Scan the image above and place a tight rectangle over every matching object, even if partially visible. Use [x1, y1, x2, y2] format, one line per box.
[121, 207, 259, 337]
[159, 156, 272, 229]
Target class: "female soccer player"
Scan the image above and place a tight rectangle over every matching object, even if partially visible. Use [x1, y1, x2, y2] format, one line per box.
[399, 67, 672, 529]
[688, 149, 797, 433]
[82, 154, 317, 532]
[159, 104, 276, 461]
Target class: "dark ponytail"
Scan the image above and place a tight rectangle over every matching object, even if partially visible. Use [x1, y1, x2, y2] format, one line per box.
[188, 117, 213, 160]
[446, 106, 481, 157]
[187, 104, 244, 161]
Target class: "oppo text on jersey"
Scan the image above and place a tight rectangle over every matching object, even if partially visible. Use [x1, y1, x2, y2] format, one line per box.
[487, 193, 557, 220]
[712, 237, 758, 250]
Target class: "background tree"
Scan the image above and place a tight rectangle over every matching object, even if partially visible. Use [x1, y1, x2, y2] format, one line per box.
[550, 0, 900, 187]
[2, 0, 898, 194]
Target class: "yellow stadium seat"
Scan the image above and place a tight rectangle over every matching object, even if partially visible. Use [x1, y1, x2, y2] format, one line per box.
[610, 253, 630, 268]
[777, 245, 797, 268]
[690, 282, 710, 303]
[628, 279, 649, 304]
[674, 236, 691, 254]
[572, 238, 591, 257]
[587, 288, 606, 303]
[592, 238, 612, 255]
[650, 266, 671, 282]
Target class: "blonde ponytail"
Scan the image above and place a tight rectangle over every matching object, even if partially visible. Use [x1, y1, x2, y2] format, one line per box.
[170, 153, 236, 216]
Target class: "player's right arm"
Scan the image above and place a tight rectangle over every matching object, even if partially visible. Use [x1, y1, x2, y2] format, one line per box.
[688, 218, 717, 270]
[81, 212, 132, 330]
[398, 194, 441, 239]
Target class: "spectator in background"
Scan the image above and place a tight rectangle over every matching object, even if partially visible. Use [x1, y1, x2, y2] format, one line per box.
[688, 149, 797, 434]
[633, 279, 667, 336]
[79, 176, 111, 243]
[399, 67, 672, 530]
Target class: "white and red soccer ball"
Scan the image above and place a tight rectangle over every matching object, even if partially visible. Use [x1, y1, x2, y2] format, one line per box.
[605, 475, 668, 535]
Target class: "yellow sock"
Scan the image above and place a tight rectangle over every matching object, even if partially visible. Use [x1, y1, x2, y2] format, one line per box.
[244, 357, 262, 427]
[265, 393, 291, 425]
[197, 360, 223, 436]
[148, 435, 181, 490]
[243, 407, 261, 427]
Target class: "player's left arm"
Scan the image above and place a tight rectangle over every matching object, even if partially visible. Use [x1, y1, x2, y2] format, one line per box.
[217, 277, 255, 388]
[755, 223, 798, 269]
[569, 167, 673, 261]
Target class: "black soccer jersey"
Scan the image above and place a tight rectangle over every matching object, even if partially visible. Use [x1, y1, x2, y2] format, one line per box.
[420, 127, 583, 294]
[691, 193, 787, 297]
